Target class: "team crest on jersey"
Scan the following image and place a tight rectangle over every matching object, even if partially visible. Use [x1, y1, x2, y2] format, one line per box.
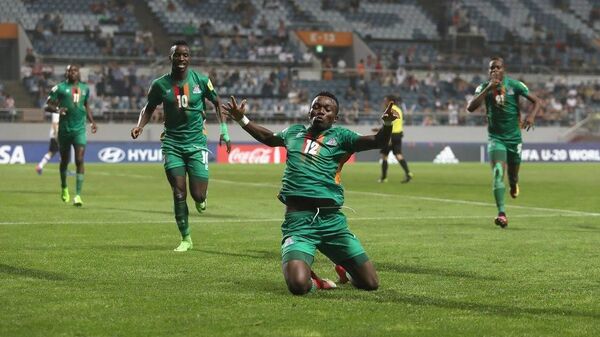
[192, 85, 201, 94]
[326, 138, 338, 146]
[507, 87, 514, 95]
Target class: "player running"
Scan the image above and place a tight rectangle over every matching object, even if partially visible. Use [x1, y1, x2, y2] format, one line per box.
[35, 112, 60, 175]
[44, 64, 97, 206]
[467, 56, 540, 228]
[131, 40, 231, 252]
[222, 92, 397, 295]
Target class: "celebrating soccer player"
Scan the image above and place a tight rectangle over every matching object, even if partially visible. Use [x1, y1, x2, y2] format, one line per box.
[131, 40, 231, 252]
[222, 92, 397, 295]
[44, 64, 97, 206]
[467, 56, 540, 228]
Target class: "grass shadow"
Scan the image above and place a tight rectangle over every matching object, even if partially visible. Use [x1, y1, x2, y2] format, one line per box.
[92, 244, 168, 251]
[357, 289, 600, 319]
[197, 249, 278, 261]
[0, 263, 70, 281]
[376, 261, 500, 281]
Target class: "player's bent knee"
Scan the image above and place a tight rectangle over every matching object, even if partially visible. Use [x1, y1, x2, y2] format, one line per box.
[286, 278, 312, 295]
[358, 276, 379, 291]
[173, 191, 186, 201]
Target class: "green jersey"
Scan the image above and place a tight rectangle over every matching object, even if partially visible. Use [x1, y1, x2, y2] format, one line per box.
[147, 70, 218, 151]
[475, 76, 529, 142]
[48, 81, 90, 134]
[275, 124, 361, 206]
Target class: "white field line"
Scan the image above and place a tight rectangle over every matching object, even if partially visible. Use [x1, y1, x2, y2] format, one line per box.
[11, 168, 599, 218]
[0, 213, 597, 226]
[212, 179, 600, 217]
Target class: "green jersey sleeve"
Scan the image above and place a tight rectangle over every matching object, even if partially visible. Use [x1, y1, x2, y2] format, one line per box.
[275, 126, 291, 143]
[475, 83, 487, 94]
[48, 84, 60, 102]
[339, 128, 361, 153]
[203, 77, 218, 103]
[83, 85, 90, 105]
[514, 80, 529, 97]
[147, 80, 163, 108]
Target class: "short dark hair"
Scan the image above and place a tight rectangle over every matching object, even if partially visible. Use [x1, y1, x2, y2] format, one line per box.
[313, 91, 339, 114]
[171, 40, 189, 47]
[490, 56, 504, 63]
[169, 40, 189, 58]
[385, 95, 398, 103]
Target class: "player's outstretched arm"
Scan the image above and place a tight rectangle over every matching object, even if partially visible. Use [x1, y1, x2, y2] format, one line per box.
[131, 103, 156, 139]
[210, 96, 231, 153]
[354, 102, 396, 152]
[221, 96, 284, 147]
[522, 92, 541, 131]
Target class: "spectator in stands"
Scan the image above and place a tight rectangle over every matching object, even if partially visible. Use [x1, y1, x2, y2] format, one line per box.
[356, 59, 365, 79]
[336, 57, 347, 76]
[322, 57, 334, 81]
[3, 94, 16, 121]
[51, 13, 63, 35]
[24, 48, 36, 65]
[277, 20, 288, 44]
[257, 15, 268, 30]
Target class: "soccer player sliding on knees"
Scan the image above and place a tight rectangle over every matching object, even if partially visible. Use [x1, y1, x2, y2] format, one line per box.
[222, 92, 397, 295]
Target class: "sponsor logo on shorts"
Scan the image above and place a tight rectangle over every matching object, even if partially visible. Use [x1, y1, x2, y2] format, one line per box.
[283, 237, 295, 247]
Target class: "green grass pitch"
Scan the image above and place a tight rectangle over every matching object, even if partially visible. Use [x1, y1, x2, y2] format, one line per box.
[1, 163, 599, 337]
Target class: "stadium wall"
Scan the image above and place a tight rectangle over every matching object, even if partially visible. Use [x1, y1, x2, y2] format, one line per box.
[0, 123, 570, 143]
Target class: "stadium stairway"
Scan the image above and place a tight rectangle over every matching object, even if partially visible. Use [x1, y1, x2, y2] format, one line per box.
[5, 80, 37, 109]
[131, 0, 171, 53]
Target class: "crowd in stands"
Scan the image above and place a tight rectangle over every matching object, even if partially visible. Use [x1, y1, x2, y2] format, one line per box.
[17, 53, 600, 127]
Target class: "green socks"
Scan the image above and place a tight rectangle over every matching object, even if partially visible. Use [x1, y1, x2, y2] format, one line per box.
[60, 169, 67, 188]
[76, 173, 84, 195]
[174, 199, 190, 237]
[493, 163, 506, 213]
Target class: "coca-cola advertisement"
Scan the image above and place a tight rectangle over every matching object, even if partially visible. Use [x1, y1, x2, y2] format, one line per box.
[217, 144, 287, 164]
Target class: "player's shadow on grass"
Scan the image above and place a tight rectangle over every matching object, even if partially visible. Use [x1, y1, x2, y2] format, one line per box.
[0, 189, 56, 195]
[376, 261, 499, 281]
[197, 249, 279, 261]
[93, 244, 169, 251]
[0, 263, 70, 281]
[360, 289, 600, 319]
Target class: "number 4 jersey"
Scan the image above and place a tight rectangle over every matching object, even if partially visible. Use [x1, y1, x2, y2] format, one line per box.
[275, 124, 361, 206]
[474, 76, 529, 143]
[48, 81, 89, 134]
[147, 70, 217, 151]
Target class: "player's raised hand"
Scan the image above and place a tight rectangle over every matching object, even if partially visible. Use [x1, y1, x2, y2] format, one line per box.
[488, 72, 501, 88]
[131, 126, 143, 139]
[381, 101, 397, 123]
[221, 96, 246, 122]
